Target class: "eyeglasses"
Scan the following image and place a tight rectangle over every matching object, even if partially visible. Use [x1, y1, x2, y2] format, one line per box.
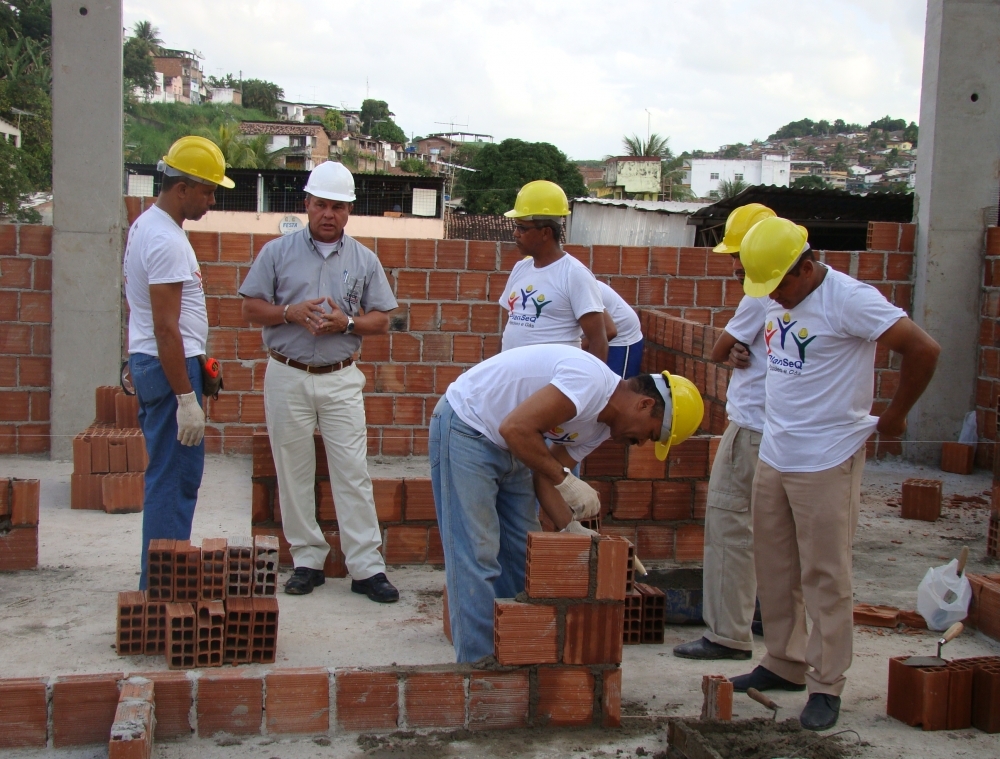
[513, 223, 539, 233]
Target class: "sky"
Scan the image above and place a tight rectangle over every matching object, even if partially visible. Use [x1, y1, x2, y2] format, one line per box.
[123, 0, 928, 160]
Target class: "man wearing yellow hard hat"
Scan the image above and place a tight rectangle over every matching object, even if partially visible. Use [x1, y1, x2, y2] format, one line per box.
[674, 203, 774, 664]
[500, 180, 609, 361]
[729, 216, 940, 731]
[123, 135, 233, 589]
[429, 344, 703, 662]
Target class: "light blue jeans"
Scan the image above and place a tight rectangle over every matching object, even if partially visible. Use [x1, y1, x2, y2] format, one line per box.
[430, 397, 540, 663]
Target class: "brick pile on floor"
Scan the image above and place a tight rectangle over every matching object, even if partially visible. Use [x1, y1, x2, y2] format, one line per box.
[0, 478, 39, 570]
[887, 654, 1000, 732]
[71, 386, 147, 512]
[116, 535, 279, 668]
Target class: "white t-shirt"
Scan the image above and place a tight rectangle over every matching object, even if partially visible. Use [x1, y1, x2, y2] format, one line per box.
[597, 281, 643, 347]
[446, 344, 619, 462]
[760, 266, 906, 472]
[500, 253, 604, 351]
[123, 205, 208, 357]
[722, 295, 768, 433]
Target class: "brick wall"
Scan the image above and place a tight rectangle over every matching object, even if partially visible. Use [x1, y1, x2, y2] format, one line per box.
[0, 225, 52, 454]
[975, 227, 1000, 468]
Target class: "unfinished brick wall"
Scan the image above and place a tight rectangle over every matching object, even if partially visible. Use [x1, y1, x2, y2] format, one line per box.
[975, 227, 1000, 468]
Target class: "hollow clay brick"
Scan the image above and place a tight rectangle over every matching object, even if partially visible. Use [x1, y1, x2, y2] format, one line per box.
[595, 536, 630, 601]
[940, 442, 975, 475]
[102, 473, 144, 514]
[0, 677, 48, 748]
[406, 672, 466, 728]
[227, 536, 254, 597]
[972, 661, 1000, 733]
[626, 444, 667, 479]
[116, 393, 140, 429]
[251, 597, 279, 663]
[197, 672, 263, 737]
[403, 478, 436, 521]
[700, 674, 734, 720]
[252, 433, 276, 477]
[635, 583, 666, 643]
[384, 525, 429, 564]
[323, 531, 348, 578]
[563, 603, 625, 665]
[494, 600, 559, 666]
[251, 481, 272, 524]
[116, 590, 146, 656]
[165, 603, 196, 670]
[72, 434, 92, 474]
[336, 670, 399, 731]
[467, 671, 529, 730]
[90, 430, 110, 472]
[201, 537, 227, 600]
[108, 439, 128, 473]
[10, 478, 39, 525]
[524, 532, 591, 598]
[675, 523, 705, 562]
[427, 526, 445, 564]
[371, 478, 404, 522]
[71, 472, 104, 510]
[52, 672, 123, 747]
[636, 524, 674, 561]
[901, 478, 942, 521]
[96, 386, 120, 425]
[624, 591, 643, 645]
[265, 668, 330, 734]
[109, 678, 155, 759]
[251, 525, 293, 567]
[0, 526, 37, 570]
[172, 541, 201, 602]
[224, 597, 254, 664]
[853, 603, 900, 627]
[602, 669, 622, 728]
[536, 667, 596, 727]
[667, 437, 709, 478]
[897, 609, 927, 629]
[125, 430, 148, 472]
[253, 534, 279, 596]
[886, 656, 974, 731]
[137, 671, 191, 739]
[196, 601, 225, 668]
[0, 478, 8, 517]
[613, 480, 653, 520]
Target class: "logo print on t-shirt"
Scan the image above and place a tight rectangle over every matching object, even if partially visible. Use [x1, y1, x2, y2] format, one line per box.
[776, 312, 797, 349]
[507, 284, 553, 327]
[766, 312, 817, 375]
[544, 426, 579, 445]
[791, 327, 817, 361]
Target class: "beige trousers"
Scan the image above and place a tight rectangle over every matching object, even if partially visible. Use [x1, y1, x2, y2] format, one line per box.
[703, 422, 761, 651]
[263, 358, 386, 580]
[751, 446, 864, 696]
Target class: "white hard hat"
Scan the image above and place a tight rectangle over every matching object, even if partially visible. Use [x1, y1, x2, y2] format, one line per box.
[303, 161, 356, 202]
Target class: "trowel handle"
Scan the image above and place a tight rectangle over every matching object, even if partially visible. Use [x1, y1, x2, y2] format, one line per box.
[633, 555, 646, 576]
[956, 546, 969, 577]
[747, 688, 778, 711]
[939, 622, 964, 647]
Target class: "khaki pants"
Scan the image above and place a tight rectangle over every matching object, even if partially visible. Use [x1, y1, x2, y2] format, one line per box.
[751, 446, 864, 696]
[703, 422, 761, 651]
[263, 358, 386, 580]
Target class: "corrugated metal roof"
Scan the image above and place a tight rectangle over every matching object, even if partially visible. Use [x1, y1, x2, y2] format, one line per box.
[571, 198, 711, 215]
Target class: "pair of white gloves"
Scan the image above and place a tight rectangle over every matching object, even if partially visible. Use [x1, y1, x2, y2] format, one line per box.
[555, 471, 601, 537]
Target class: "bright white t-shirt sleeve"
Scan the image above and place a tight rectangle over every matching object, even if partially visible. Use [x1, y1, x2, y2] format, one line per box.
[567, 264, 605, 320]
[145, 232, 195, 285]
[836, 281, 906, 341]
[725, 296, 766, 345]
[549, 357, 614, 419]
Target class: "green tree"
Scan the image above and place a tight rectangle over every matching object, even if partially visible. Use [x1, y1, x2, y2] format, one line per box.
[456, 138, 586, 214]
[370, 118, 406, 144]
[717, 178, 749, 200]
[0, 1, 51, 46]
[0, 135, 41, 221]
[242, 134, 288, 169]
[241, 79, 283, 118]
[722, 143, 743, 159]
[123, 35, 156, 95]
[661, 155, 695, 201]
[621, 132, 673, 159]
[360, 99, 392, 133]
[206, 73, 240, 89]
[322, 109, 345, 133]
[398, 156, 432, 176]
[868, 115, 907, 132]
[199, 121, 252, 167]
[903, 121, 918, 146]
[792, 175, 832, 190]
[131, 20, 162, 53]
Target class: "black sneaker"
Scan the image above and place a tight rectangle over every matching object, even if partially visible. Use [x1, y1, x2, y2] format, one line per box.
[673, 637, 752, 660]
[800, 693, 841, 731]
[284, 567, 325, 595]
[351, 572, 399, 603]
[730, 665, 806, 693]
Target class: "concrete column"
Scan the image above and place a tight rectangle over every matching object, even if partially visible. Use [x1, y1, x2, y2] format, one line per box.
[909, 0, 1000, 460]
[50, 2, 124, 459]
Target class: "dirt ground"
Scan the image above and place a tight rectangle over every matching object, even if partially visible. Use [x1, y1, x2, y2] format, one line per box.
[1, 453, 998, 758]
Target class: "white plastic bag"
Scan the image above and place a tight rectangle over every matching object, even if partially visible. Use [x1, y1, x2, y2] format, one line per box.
[916, 558, 972, 631]
[959, 411, 978, 445]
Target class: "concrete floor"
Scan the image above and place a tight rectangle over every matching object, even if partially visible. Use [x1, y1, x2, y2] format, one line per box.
[1, 453, 999, 758]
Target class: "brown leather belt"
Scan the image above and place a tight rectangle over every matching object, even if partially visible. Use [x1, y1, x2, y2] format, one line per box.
[269, 349, 353, 374]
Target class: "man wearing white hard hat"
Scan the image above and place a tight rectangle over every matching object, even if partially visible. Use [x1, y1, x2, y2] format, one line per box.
[239, 161, 400, 602]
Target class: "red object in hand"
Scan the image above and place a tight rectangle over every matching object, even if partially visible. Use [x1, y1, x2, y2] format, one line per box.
[203, 357, 221, 379]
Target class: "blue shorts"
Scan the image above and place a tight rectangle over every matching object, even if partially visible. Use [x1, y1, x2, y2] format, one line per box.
[606, 338, 645, 379]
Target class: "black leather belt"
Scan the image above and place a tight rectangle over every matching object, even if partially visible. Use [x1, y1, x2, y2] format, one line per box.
[269, 349, 353, 374]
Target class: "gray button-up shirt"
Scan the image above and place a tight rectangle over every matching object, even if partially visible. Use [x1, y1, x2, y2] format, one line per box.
[239, 229, 397, 364]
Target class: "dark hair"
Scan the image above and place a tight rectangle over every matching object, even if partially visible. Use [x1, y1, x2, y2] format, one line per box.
[161, 174, 200, 193]
[534, 218, 564, 243]
[787, 248, 816, 277]
[627, 374, 667, 418]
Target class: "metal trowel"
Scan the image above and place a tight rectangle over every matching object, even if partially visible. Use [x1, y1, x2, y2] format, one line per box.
[902, 621, 963, 667]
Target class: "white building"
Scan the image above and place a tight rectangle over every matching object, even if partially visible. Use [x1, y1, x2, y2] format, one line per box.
[684, 155, 791, 199]
[277, 101, 306, 122]
[208, 87, 242, 106]
[567, 198, 710, 247]
[0, 116, 21, 147]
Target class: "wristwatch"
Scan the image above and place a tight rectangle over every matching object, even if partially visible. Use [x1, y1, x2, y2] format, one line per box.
[345, 316, 355, 334]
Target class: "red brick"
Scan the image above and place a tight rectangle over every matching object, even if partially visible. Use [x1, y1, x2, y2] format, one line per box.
[824, 251, 851, 274]
[620, 246, 649, 275]
[602, 669, 622, 728]
[564, 603, 624, 664]
[637, 525, 674, 560]
[0, 324, 31, 354]
[382, 427, 413, 456]
[428, 271, 458, 300]
[251, 233, 280, 256]
[899, 223, 916, 252]
[0, 390, 29, 421]
[372, 478, 403, 522]
[469, 672, 529, 730]
[0, 525, 37, 568]
[626, 444, 667, 479]
[901, 478, 942, 521]
[595, 537, 630, 601]
[613, 480, 653, 520]
[17, 423, 48, 454]
[941, 442, 975, 474]
[652, 481, 693, 520]
[406, 239, 436, 268]
[197, 672, 263, 736]
[427, 526, 444, 564]
[384, 525, 428, 564]
[218, 233, 251, 262]
[592, 245, 620, 274]
[52, 672, 123, 747]
[375, 364, 406, 393]
[668, 437, 709, 478]
[637, 277, 666, 305]
[887, 252, 913, 280]
[323, 531, 348, 577]
[582, 440, 627, 477]
[407, 303, 439, 332]
[391, 333, 421, 362]
[18, 225, 51, 256]
[0, 357, 15, 387]
[422, 333, 452, 362]
[396, 270, 428, 299]
[667, 279, 696, 306]
[867, 221, 900, 251]
[11, 479, 39, 525]
[265, 669, 330, 734]
[336, 670, 399, 731]
[0, 677, 47, 748]
[0, 224, 15, 254]
[392, 396, 423, 426]
[236, 329, 264, 359]
[525, 532, 591, 598]
[405, 364, 434, 394]
[494, 600, 558, 665]
[675, 523, 705, 562]
[0, 256, 31, 288]
[404, 478, 436, 521]
[858, 252, 885, 280]
[18, 356, 49, 387]
[536, 667, 595, 727]
[453, 334, 482, 362]
[468, 240, 498, 270]
[459, 272, 489, 300]
[436, 239, 467, 268]
[406, 672, 466, 728]
[440, 303, 470, 331]
[435, 365, 464, 393]
[374, 238, 405, 268]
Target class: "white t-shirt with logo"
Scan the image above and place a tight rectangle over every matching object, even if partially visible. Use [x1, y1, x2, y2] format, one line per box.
[760, 266, 906, 472]
[500, 254, 604, 351]
[722, 295, 768, 433]
[597, 281, 643, 347]
[123, 205, 208, 358]
[446, 344, 619, 462]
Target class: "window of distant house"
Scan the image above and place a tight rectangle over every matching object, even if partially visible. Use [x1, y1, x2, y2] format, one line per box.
[734, 173, 744, 181]
[290, 136, 306, 147]
[710, 172, 719, 180]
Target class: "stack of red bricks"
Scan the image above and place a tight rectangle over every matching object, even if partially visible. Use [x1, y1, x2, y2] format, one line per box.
[0, 477, 39, 570]
[887, 654, 1000, 733]
[116, 535, 279, 668]
[966, 573, 1000, 643]
[108, 677, 155, 759]
[492, 531, 626, 727]
[975, 225, 1000, 468]
[71, 386, 146, 512]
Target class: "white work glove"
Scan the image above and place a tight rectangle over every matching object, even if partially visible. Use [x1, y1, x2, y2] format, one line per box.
[561, 520, 598, 537]
[554, 472, 601, 519]
[175, 392, 205, 447]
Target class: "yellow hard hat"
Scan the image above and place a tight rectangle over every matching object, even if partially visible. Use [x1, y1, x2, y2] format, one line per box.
[504, 180, 570, 219]
[650, 371, 705, 462]
[712, 203, 776, 254]
[739, 217, 810, 297]
[160, 136, 235, 189]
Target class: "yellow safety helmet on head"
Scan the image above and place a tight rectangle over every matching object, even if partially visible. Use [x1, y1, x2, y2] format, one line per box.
[504, 180, 570, 219]
[159, 135, 235, 189]
[712, 203, 776, 254]
[650, 371, 705, 462]
[739, 217, 810, 297]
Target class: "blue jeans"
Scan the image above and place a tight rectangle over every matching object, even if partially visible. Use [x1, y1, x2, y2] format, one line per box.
[129, 353, 205, 589]
[430, 397, 539, 663]
[606, 338, 645, 379]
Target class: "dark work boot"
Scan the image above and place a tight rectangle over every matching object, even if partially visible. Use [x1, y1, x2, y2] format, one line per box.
[672, 637, 752, 660]
[800, 693, 841, 731]
[284, 567, 325, 595]
[730, 665, 807, 693]
[351, 572, 399, 603]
